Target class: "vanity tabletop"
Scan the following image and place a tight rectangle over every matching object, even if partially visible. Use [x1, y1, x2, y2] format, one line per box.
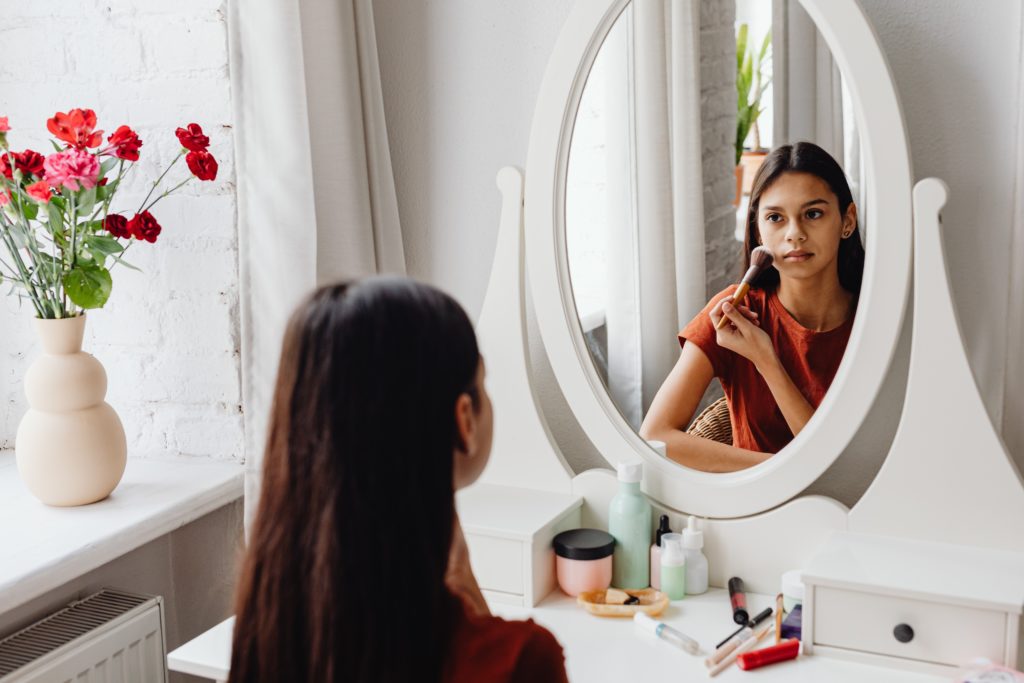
[493, 589, 952, 682]
[169, 589, 952, 682]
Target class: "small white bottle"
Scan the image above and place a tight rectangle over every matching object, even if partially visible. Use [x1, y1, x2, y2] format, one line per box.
[682, 516, 708, 595]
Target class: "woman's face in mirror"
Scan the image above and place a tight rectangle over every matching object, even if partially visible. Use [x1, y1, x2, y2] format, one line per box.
[756, 171, 857, 285]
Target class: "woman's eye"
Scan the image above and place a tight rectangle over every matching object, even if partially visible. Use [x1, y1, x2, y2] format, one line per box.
[765, 213, 782, 223]
[806, 209, 824, 219]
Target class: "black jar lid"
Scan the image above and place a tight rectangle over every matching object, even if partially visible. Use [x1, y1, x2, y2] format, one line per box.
[553, 529, 615, 561]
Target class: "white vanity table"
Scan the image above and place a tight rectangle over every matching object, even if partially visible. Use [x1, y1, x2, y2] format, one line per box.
[167, 590, 949, 682]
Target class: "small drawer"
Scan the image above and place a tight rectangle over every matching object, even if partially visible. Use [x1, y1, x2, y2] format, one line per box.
[464, 533, 524, 596]
[814, 586, 1007, 666]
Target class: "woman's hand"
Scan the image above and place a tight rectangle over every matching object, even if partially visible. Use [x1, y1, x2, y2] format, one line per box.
[446, 515, 490, 616]
[709, 297, 778, 372]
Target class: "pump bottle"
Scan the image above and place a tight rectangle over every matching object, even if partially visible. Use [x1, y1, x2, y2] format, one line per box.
[608, 462, 651, 588]
[682, 515, 708, 594]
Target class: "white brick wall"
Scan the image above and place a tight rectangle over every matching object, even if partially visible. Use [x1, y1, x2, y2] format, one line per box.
[701, 0, 740, 299]
[0, 0, 242, 461]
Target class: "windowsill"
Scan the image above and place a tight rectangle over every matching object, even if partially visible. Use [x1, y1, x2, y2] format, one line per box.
[0, 451, 244, 616]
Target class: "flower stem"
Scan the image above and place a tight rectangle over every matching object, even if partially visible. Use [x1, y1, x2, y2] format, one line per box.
[142, 176, 192, 214]
[136, 151, 182, 215]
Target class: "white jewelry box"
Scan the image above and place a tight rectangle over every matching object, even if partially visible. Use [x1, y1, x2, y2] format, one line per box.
[802, 531, 1024, 676]
[456, 483, 582, 607]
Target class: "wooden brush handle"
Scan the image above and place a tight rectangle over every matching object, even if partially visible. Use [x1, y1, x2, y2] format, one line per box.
[714, 282, 750, 330]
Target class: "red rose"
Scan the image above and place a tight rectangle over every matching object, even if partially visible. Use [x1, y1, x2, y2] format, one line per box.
[127, 210, 161, 243]
[104, 214, 131, 239]
[1, 149, 46, 179]
[175, 123, 210, 152]
[106, 125, 142, 161]
[185, 150, 218, 181]
[46, 108, 104, 149]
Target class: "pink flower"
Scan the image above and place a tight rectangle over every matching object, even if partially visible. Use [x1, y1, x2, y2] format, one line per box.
[43, 148, 100, 192]
[0, 187, 9, 206]
[26, 181, 51, 203]
[0, 117, 9, 133]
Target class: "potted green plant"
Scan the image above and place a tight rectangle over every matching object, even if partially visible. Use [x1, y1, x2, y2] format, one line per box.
[735, 24, 772, 205]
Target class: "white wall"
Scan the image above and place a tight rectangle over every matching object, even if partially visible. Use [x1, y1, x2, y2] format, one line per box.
[0, 0, 242, 461]
[374, 0, 1024, 499]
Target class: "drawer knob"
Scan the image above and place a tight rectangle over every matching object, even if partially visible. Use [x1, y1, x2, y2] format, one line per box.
[893, 623, 915, 643]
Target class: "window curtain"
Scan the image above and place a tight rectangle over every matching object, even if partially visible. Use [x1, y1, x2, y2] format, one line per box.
[605, 0, 706, 429]
[772, 0, 866, 238]
[228, 0, 406, 527]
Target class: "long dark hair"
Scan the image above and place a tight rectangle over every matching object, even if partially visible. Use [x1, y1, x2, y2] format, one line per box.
[743, 141, 864, 294]
[230, 277, 480, 683]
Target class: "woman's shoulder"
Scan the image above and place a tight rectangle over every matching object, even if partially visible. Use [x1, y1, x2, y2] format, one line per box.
[447, 606, 566, 683]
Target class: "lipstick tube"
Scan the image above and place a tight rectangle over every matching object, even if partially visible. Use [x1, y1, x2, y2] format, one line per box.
[728, 577, 749, 625]
[736, 638, 800, 671]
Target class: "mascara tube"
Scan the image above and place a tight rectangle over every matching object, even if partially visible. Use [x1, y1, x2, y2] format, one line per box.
[714, 606, 772, 649]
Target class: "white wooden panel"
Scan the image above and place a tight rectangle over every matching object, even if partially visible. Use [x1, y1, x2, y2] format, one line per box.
[849, 179, 1024, 551]
[572, 469, 847, 593]
[814, 586, 1005, 666]
[0, 455, 242, 616]
[463, 534, 524, 596]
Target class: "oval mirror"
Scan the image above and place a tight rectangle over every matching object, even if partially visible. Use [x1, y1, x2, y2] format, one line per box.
[525, 0, 912, 517]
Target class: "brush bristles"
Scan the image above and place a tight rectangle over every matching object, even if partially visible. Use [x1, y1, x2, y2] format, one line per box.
[750, 246, 774, 270]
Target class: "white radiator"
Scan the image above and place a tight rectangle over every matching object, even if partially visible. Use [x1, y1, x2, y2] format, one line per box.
[0, 589, 167, 683]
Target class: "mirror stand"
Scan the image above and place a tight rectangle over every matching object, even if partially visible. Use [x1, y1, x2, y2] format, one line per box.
[467, 170, 1024, 673]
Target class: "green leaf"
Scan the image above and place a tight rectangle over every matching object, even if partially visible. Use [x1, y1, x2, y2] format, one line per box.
[20, 198, 39, 221]
[96, 181, 118, 202]
[100, 158, 118, 176]
[109, 254, 142, 272]
[46, 202, 65, 235]
[50, 140, 64, 153]
[64, 264, 112, 309]
[77, 187, 97, 216]
[8, 222, 29, 249]
[86, 234, 124, 257]
[759, 30, 772, 63]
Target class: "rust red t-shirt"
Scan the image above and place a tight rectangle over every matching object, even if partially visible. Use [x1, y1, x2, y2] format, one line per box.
[679, 285, 854, 453]
[444, 599, 568, 683]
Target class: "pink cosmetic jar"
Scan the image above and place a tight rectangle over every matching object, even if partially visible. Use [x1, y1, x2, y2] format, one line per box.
[552, 529, 615, 597]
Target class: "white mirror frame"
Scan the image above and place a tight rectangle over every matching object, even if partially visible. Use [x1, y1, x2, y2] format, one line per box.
[525, 0, 913, 518]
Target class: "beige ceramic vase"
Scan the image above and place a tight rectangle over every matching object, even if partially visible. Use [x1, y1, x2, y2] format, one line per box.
[15, 314, 127, 506]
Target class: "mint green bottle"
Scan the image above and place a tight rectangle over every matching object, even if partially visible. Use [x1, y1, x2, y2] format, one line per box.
[609, 462, 651, 589]
[660, 533, 687, 600]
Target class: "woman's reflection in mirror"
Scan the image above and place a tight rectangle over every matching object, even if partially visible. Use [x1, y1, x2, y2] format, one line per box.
[640, 142, 863, 472]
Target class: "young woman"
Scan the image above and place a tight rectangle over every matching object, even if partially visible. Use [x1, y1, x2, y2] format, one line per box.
[640, 142, 863, 472]
[229, 278, 568, 682]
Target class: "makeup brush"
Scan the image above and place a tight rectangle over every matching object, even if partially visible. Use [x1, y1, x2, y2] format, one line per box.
[714, 246, 774, 330]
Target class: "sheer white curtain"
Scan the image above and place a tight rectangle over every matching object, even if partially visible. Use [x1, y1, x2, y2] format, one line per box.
[772, 0, 865, 234]
[228, 0, 406, 525]
[604, 0, 706, 428]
